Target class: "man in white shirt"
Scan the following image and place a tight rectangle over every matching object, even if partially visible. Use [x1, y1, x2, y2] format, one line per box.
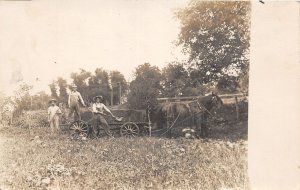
[68, 84, 86, 121]
[48, 98, 62, 133]
[91, 95, 115, 137]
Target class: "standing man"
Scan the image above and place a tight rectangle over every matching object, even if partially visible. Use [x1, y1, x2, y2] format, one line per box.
[48, 98, 62, 133]
[68, 84, 86, 121]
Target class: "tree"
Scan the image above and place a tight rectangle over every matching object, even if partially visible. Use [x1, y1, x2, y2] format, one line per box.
[13, 83, 33, 112]
[49, 80, 58, 99]
[57, 77, 68, 103]
[216, 76, 239, 94]
[71, 69, 92, 103]
[161, 62, 189, 97]
[237, 72, 249, 95]
[128, 63, 162, 109]
[65, 68, 129, 106]
[31, 91, 51, 110]
[88, 68, 110, 105]
[182, 69, 210, 96]
[71, 69, 91, 93]
[110, 71, 128, 105]
[161, 62, 209, 97]
[176, 1, 250, 89]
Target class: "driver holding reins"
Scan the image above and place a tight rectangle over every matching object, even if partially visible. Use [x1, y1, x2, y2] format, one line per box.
[91, 95, 115, 137]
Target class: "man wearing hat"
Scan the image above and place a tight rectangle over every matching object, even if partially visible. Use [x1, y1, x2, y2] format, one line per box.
[68, 84, 86, 120]
[91, 95, 115, 137]
[48, 98, 62, 133]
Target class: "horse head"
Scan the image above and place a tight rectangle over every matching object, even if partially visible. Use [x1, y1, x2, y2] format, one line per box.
[198, 92, 223, 111]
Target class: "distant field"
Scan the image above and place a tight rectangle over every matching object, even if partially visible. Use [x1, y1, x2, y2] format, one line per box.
[0, 125, 248, 190]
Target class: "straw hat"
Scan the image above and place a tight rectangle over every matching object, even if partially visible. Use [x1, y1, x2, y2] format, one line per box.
[93, 95, 103, 102]
[49, 98, 57, 104]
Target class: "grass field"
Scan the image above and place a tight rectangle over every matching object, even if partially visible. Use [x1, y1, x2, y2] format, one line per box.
[0, 121, 248, 190]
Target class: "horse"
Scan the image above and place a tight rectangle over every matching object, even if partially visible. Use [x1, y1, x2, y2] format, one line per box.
[149, 92, 223, 138]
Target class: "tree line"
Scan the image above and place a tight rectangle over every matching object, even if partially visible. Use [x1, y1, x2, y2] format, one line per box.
[48, 69, 128, 106]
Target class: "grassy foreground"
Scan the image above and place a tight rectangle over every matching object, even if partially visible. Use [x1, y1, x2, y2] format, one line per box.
[0, 126, 248, 190]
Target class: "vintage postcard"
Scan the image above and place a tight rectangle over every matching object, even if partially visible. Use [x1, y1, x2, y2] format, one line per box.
[0, 1, 299, 190]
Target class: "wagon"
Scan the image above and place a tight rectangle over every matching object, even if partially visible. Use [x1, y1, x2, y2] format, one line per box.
[61, 94, 223, 139]
[60, 107, 152, 139]
[61, 107, 188, 139]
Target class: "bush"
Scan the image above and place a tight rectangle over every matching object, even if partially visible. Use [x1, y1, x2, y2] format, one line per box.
[12, 110, 49, 128]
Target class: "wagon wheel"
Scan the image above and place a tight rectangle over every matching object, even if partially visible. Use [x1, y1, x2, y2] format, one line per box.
[138, 123, 151, 135]
[120, 122, 139, 138]
[69, 120, 88, 139]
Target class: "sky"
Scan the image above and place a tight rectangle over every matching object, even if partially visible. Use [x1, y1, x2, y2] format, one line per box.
[0, 0, 188, 96]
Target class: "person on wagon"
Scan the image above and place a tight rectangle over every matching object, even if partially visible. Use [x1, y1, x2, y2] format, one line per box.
[68, 84, 86, 121]
[92, 95, 115, 137]
[48, 98, 62, 133]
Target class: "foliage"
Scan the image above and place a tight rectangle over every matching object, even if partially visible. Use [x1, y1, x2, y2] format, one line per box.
[144, 62, 208, 99]
[0, 84, 50, 122]
[182, 86, 206, 96]
[13, 83, 33, 113]
[87, 68, 110, 105]
[48, 81, 58, 99]
[237, 72, 249, 95]
[70, 69, 92, 95]
[30, 91, 51, 110]
[128, 63, 163, 109]
[56, 77, 68, 103]
[12, 110, 48, 128]
[176, 1, 251, 89]
[0, 83, 47, 121]
[0, 93, 14, 125]
[161, 62, 189, 97]
[45, 68, 129, 106]
[110, 71, 128, 105]
[216, 76, 239, 94]
[0, 126, 248, 189]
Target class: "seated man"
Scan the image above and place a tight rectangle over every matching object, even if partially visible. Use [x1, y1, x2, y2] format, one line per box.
[91, 95, 115, 137]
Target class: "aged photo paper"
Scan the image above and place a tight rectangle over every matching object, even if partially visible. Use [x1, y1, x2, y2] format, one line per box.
[249, 1, 300, 190]
[0, 0, 299, 190]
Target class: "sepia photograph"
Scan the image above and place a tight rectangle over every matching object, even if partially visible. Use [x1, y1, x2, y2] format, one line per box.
[1, 0, 297, 189]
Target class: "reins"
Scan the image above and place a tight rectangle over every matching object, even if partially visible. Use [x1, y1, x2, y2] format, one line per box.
[189, 98, 222, 122]
[185, 98, 215, 117]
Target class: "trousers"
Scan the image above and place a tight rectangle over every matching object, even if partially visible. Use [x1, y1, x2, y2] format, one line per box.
[92, 114, 112, 137]
[69, 103, 81, 120]
[50, 115, 60, 132]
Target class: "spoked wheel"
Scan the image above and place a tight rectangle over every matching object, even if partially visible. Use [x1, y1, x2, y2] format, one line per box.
[69, 120, 88, 139]
[120, 122, 139, 138]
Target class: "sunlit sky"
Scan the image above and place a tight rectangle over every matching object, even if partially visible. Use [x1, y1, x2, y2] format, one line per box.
[0, 0, 188, 96]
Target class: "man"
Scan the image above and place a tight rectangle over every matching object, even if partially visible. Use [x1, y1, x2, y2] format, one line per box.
[91, 95, 115, 138]
[48, 98, 62, 133]
[68, 84, 86, 121]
